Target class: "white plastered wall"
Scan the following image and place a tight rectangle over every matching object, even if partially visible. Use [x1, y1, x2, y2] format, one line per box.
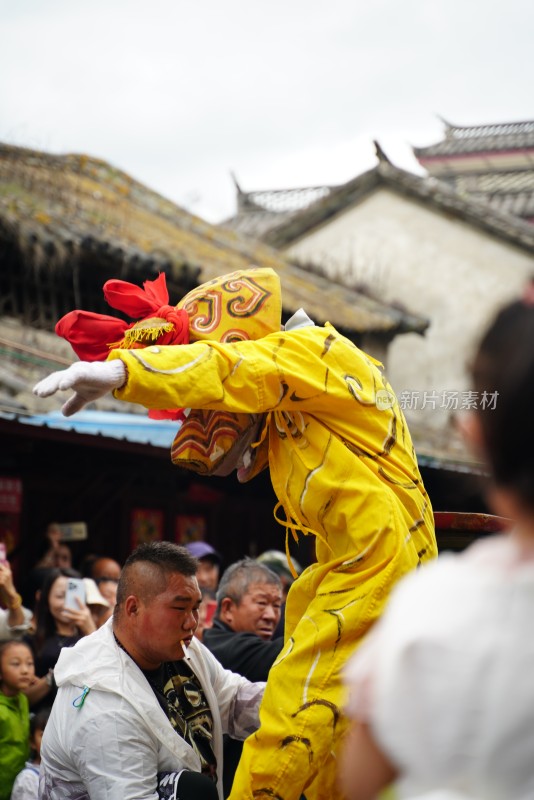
[285, 188, 534, 431]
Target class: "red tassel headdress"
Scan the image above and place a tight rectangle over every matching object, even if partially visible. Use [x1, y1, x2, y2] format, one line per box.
[56, 273, 190, 362]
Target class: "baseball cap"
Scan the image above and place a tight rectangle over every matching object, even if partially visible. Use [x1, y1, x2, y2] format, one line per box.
[185, 541, 222, 564]
[257, 549, 302, 582]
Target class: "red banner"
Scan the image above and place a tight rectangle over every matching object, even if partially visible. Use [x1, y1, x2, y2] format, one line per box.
[0, 477, 22, 514]
[130, 508, 164, 551]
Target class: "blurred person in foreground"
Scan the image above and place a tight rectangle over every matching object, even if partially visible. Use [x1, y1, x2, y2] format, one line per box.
[33, 267, 436, 800]
[39, 541, 264, 800]
[340, 283, 534, 800]
[204, 558, 283, 796]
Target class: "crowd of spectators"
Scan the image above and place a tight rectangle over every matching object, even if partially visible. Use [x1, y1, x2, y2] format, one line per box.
[0, 528, 122, 798]
[1, 521, 300, 799]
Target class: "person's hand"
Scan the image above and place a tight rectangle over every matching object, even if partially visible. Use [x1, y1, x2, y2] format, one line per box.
[24, 672, 54, 706]
[64, 597, 97, 635]
[158, 769, 218, 800]
[33, 361, 127, 416]
[0, 561, 17, 600]
[45, 523, 62, 549]
[0, 561, 24, 623]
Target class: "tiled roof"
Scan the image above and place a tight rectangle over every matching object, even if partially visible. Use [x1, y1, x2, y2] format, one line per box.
[224, 184, 335, 239]
[239, 185, 334, 213]
[413, 122, 534, 223]
[0, 143, 427, 339]
[414, 120, 534, 158]
[225, 207, 293, 239]
[238, 157, 534, 253]
[452, 170, 534, 194]
[408, 418, 487, 476]
[454, 184, 534, 220]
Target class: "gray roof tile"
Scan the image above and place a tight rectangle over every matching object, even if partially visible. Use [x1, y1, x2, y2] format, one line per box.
[227, 159, 534, 254]
[414, 120, 534, 157]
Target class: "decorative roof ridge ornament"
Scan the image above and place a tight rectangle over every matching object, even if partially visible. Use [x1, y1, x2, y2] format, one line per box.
[373, 140, 392, 165]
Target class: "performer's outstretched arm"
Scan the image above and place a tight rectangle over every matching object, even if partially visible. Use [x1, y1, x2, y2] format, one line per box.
[33, 361, 126, 416]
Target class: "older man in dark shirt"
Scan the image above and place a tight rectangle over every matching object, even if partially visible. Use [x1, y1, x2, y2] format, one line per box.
[203, 559, 283, 795]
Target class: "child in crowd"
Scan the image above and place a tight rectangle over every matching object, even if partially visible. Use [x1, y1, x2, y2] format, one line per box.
[0, 640, 34, 800]
[11, 709, 49, 800]
[340, 286, 534, 799]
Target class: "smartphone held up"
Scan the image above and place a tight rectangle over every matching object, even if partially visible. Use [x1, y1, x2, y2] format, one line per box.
[64, 578, 86, 610]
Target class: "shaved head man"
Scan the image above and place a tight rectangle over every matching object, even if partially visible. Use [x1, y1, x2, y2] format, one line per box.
[40, 542, 265, 800]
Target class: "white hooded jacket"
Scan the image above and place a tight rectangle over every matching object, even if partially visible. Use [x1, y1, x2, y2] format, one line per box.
[39, 619, 264, 800]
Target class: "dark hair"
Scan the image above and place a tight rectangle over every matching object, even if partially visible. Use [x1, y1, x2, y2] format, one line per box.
[0, 639, 34, 670]
[472, 291, 534, 510]
[31, 708, 49, 736]
[29, 708, 49, 757]
[116, 541, 198, 609]
[33, 567, 82, 653]
[79, 553, 99, 578]
[33, 522, 62, 561]
[215, 558, 282, 616]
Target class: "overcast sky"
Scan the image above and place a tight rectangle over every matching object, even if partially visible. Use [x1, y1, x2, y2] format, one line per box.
[1, 0, 533, 223]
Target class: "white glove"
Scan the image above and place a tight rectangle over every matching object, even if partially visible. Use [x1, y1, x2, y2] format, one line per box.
[33, 360, 127, 417]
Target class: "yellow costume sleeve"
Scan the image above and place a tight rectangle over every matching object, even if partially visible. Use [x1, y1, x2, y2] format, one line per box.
[108, 324, 437, 800]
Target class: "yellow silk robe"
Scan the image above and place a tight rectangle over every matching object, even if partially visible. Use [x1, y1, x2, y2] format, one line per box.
[108, 322, 437, 800]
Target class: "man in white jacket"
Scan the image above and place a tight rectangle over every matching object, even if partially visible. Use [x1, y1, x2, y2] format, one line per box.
[38, 541, 265, 800]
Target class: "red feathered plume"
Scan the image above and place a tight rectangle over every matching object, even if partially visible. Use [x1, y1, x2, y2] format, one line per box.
[56, 273, 189, 361]
[56, 273, 190, 422]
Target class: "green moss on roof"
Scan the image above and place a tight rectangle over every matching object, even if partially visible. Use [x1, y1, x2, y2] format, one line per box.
[0, 142, 427, 336]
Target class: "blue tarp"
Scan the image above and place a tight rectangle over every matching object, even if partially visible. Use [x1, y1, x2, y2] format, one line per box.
[17, 409, 179, 448]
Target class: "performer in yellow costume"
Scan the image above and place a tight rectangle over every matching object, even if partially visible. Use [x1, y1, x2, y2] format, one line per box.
[34, 267, 437, 800]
